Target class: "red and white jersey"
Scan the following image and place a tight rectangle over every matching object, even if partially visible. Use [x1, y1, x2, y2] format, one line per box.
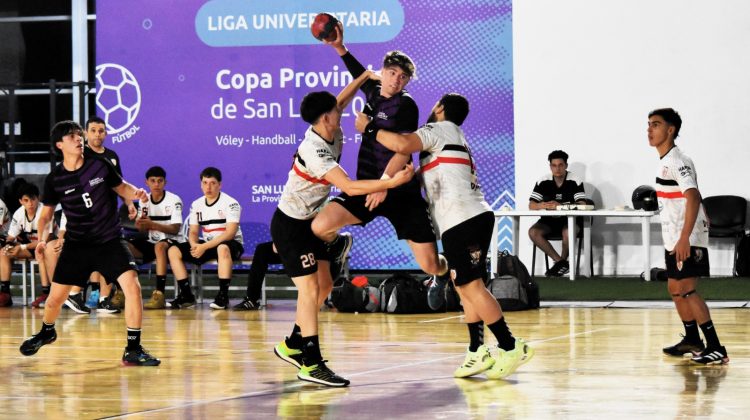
[278, 126, 343, 220]
[0, 199, 9, 237]
[655, 146, 709, 250]
[8, 207, 52, 241]
[416, 121, 492, 237]
[188, 192, 243, 243]
[138, 191, 184, 243]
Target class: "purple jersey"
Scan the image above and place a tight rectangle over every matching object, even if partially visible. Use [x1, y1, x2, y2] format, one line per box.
[42, 155, 123, 243]
[341, 52, 419, 187]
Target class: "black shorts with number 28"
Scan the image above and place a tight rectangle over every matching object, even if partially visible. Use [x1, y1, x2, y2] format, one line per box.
[270, 208, 327, 278]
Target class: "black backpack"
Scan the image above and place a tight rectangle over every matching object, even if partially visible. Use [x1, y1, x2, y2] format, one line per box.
[487, 251, 540, 311]
[330, 278, 369, 312]
[736, 234, 750, 277]
[378, 273, 440, 314]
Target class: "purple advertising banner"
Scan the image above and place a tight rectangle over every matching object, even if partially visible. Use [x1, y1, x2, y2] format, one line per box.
[96, 0, 514, 269]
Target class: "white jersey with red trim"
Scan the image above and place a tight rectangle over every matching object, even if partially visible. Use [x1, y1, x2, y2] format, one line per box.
[188, 192, 243, 243]
[0, 199, 9, 237]
[138, 191, 184, 243]
[8, 207, 52, 241]
[416, 121, 492, 237]
[655, 146, 709, 250]
[278, 126, 342, 220]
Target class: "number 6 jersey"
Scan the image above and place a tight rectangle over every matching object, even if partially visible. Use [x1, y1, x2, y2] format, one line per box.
[42, 155, 123, 244]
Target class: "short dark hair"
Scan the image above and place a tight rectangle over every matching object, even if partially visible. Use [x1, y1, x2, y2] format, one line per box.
[145, 166, 166, 179]
[548, 150, 569, 163]
[300, 91, 337, 124]
[648, 108, 682, 139]
[382, 50, 416, 78]
[17, 182, 39, 200]
[200, 166, 222, 182]
[50, 120, 83, 156]
[85, 115, 106, 130]
[438, 93, 470, 126]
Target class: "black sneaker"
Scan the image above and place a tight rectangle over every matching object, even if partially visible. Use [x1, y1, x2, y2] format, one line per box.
[20, 330, 57, 356]
[691, 346, 729, 365]
[328, 233, 353, 279]
[233, 297, 261, 311]
[122, 346, 161, 366]
[427, 274, 449, 311]
[64, 293, 91, 314]
[663, 336, 705, 357]
[546, 260, 569, 277]
[297, 360, 350, 387]
[97, 297, 122, 314]
[210, 292, 229, 310]
[167, 293, 196, 309]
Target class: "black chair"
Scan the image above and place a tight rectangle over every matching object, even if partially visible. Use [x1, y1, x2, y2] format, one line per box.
[531, 222, 590, 277]
[703, 195, 747, 276]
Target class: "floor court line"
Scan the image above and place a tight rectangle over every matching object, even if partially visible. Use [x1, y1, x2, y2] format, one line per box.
[104, 326, 612, 418]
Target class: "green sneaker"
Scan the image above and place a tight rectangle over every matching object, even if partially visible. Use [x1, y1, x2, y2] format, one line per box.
[454, 345, 495, 378]
[297, 361, 350, 387]
[274, 338, 304, 369]
[486, 338, 534, 379]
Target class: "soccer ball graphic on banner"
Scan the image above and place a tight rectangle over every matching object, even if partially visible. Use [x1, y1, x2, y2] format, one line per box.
[95, 63, 141, 134]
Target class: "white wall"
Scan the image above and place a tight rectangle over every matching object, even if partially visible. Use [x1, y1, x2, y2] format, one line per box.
[513, 0, 750, 275]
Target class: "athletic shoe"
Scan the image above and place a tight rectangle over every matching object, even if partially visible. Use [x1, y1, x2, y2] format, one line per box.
[122, 346, 161, 366]
[111, 289, 126, 309]
[64, 293, 91, 314]
[209, 292, 229, 310]
[31, 293, 48, 308]
[233, 297, 261, 311]
[0, 291, 13, 307]
[144, 290, 166, 310]
[454, 345, 495, 378]
[691, 346, 729, 365]
[427, 273, 449, 311]
[274, 339, 304, 369]
[486, 338, 534, 379]
[85, 290, 100, 308]
[545, 260, 569, 277]
[297, 361, 350, 387]
[167, 293, 196, 309]
[97, 297, 122, 314]
[663, 335, 705, 357]
[328, 233, 353, 279]
[19, 330, 57, 356]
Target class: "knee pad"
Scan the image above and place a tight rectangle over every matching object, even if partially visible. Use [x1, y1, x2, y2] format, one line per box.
[681, 289, 697, 299]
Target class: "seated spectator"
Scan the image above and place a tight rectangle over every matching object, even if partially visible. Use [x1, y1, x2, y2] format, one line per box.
[528, 150, 589, 277]
[167, 167, 243, 310]
[127, 166, 183, 310]
[0, 182, 50, 306]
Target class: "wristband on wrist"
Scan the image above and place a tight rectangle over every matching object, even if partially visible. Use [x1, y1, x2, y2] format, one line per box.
[365, 121, 380, 138]
[20, 243, 27, 251]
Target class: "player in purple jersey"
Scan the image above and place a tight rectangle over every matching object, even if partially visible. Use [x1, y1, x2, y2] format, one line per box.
[19, 120, 160, 366]
[313, 23, 448, 279]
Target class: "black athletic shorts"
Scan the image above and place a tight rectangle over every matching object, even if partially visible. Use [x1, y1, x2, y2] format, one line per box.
[441, 211, 494, 287]
[332, 186, 436, 243]
[53, 238, 137, 287]
[171, 239, 244, 265]
[270, 208, 326, 278]
[665, 246, 710, 279]
[125, 237, 162, 262]
[533, 216, 583, 237]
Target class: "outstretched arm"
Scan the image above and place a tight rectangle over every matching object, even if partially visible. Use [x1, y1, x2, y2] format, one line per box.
[323, 164, 413, 196]
[355, 111, 424, 154]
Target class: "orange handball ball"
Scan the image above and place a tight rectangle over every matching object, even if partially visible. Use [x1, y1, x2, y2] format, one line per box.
[310, 12, 339, 42]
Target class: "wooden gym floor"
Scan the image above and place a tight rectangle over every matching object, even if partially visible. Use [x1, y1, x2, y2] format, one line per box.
[0, 301, 748, 419]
